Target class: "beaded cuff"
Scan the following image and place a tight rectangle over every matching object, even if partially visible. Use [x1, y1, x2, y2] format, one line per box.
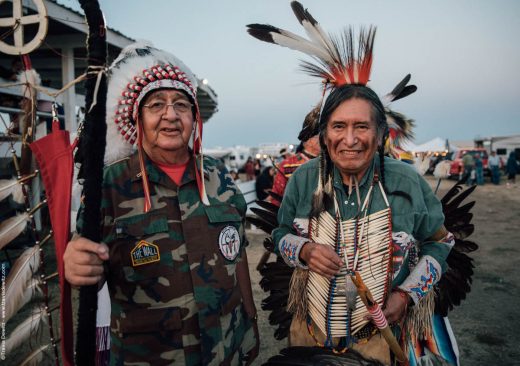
[279, 233, 309, 269]
[398, 255, 441, 304]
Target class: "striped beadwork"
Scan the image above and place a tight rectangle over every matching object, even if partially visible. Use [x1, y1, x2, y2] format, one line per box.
[307, 208, 392, 339]
[113, 63, 196, 144]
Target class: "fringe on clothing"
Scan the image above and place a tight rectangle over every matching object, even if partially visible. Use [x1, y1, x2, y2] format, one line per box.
[287, 268, 309, 321]
[95, 325, 110, 366]
[405, 290, 435, 340]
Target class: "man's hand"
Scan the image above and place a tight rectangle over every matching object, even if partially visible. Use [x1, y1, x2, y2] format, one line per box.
[299, 242, 343, 279]
[63, 237, 109, 286]
[383, 290, 410, 324]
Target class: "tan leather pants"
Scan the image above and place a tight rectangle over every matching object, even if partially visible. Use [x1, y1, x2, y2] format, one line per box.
[289, 318, 391, 365]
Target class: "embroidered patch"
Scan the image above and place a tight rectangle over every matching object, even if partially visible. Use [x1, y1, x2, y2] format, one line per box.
[131, 240, 160, 267]
[218, 226, 240, 261]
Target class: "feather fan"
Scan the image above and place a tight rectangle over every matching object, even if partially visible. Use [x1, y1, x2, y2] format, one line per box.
[5, 245, 41, 321]
[0, 200, 46, 250]
[5, 308, 47, 354]
[434, 181, 479, 317]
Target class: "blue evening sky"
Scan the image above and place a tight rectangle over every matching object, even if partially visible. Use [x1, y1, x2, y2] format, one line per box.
[61, 0, 520, 148]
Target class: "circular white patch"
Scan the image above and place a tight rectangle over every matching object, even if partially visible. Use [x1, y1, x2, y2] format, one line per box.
[218, 225, 241, 261]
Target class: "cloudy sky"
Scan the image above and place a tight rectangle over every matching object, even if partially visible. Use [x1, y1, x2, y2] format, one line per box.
[62, 0, 520, 148]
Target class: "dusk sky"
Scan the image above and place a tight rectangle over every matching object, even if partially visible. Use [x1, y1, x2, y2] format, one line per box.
[63, 0, 520, 148]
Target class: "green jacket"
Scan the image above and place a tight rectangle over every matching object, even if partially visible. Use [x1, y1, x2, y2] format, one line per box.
[272, 155, 453, 304]
[81, 152, 256, 365]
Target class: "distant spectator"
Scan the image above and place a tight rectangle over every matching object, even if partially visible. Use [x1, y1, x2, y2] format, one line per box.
[474, 154, 484, 185]
[506, 151, 519, 187]
[255, 166, 275, 200]
[461, 151, 475, 185]
[254, 158, 262, 177]
[230, 170, 242, 183]
[488, 150, 501, 185]
[244, 157, 255, 181]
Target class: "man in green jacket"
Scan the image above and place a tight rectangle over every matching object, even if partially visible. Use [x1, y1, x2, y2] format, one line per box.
[273, 85, 458, 366]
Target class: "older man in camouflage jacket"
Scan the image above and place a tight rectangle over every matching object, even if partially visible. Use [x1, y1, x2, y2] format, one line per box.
[64, 44, 258, 365]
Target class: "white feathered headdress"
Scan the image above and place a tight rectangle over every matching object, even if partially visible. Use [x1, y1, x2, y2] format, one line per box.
[105, 42, 208, 209]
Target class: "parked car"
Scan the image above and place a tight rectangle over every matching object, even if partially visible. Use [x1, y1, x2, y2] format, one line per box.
[449, 148, 490, 177]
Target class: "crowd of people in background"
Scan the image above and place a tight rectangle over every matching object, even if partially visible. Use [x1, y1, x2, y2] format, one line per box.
[461, 150, 519, 187]
[229, 148, 520, 204]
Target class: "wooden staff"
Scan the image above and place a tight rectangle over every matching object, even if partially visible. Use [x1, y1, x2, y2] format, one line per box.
[351, 271, 408, 364]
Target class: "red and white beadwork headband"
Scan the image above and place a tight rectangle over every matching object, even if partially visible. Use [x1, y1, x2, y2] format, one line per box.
[114, 64, 196, 145]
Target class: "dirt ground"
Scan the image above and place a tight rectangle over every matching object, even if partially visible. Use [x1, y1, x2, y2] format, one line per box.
[246, 176, 520, 366]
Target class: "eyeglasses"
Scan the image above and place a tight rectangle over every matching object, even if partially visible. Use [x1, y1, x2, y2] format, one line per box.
[142, 100, 193, 115]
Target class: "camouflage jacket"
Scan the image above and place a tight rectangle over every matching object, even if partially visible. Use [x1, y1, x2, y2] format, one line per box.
[90, 152, 256, 365]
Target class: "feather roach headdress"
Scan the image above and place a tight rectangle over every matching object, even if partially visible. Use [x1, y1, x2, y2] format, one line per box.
[105, 42, 208, 209]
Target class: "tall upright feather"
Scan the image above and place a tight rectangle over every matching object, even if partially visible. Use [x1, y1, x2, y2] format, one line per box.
[247, 3, 376, 88]
[247, 24, 334, 63]
[290, 1, 340, 61]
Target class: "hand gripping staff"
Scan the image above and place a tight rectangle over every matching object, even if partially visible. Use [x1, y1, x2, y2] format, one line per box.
[350, 272, 408, 364]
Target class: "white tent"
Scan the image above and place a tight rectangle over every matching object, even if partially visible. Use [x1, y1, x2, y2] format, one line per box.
[409, 137, 455, 153]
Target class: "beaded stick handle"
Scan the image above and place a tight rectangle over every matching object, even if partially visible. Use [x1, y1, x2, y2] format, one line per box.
[351, 271, 408, 364]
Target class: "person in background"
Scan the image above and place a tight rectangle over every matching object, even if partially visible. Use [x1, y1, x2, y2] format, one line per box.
[255, 166, 275, 200]
[461, 151, 475, 185]
[254, 158, 262, 177]
[271, 105, 321, 206]
[505, 151, 519, 187]
[63, 43, 258, 365]
[244, 157, 255, 181]
[488, 150, 501, 185]
[474, 153, 484, 185]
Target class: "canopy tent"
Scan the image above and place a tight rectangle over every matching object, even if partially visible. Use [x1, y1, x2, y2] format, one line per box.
[406, 137, 458, 153]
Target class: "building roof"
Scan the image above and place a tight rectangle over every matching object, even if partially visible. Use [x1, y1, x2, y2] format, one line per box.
[0, 0, 218, 122]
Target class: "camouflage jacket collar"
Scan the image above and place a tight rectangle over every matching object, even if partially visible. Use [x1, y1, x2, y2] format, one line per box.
[129, 151, 202, 190]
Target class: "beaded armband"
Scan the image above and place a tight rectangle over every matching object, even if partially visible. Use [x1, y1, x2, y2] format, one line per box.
[278, 233, 309, 269]
[398, 255, 441, 304]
